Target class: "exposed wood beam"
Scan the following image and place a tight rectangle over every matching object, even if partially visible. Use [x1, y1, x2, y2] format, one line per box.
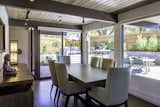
[118, 1, 160, 23]
[114, 0, 159, 14]
[0, 0, 116, 22]
[9, 19, 82, 30]
[83, 21, 114, 31]
[129, 21, 159, 30]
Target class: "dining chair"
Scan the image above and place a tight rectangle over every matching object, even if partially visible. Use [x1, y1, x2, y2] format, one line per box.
[55, 63, 86, 107]
[57, 56, 71, 64]
[101, 58, 114, 71]
[90, 57, 99, 68]
[48, 60, 59, 103]
[88, 68, 129, 107]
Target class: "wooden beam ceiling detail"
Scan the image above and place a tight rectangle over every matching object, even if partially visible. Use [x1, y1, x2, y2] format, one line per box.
[0, 0, 117, 22]
[9, 19, 82, 30]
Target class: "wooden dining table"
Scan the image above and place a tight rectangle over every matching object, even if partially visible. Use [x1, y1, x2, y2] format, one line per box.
[67, 64, 107, 87]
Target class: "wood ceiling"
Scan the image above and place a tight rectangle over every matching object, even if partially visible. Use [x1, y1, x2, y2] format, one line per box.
[6, 6, 96, 25]
[0, 0, 159, 28]
[52, 0, 146, 13]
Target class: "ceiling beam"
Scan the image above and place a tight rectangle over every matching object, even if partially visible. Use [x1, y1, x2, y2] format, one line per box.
[83, 21, 114, 31]
[119, 1, 160, 23]
[0, 0, 117, 22]
[9, 19, 82, 30]
[114, 0, 159, 14]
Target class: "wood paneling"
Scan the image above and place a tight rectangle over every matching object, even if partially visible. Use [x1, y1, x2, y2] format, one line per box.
[53, 0, 146, 13]
[0, 0, 116, 22]
[9, 19, 82, 30]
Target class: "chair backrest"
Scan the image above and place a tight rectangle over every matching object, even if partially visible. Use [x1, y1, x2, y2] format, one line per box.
[105, 68, 129, 105]
[90, 57, 99, 68]
[55, 63, 68, 91]
[57, 56, 70, 64]
[101, 58, 113, 71]
[48, 60, 58, 86]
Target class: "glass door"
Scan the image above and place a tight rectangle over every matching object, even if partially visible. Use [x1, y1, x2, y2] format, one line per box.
[40, 34, 62, 78]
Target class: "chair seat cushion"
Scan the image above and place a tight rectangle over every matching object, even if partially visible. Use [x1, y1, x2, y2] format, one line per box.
[62, 81, 86, 95]
[88, 87, 107, 105]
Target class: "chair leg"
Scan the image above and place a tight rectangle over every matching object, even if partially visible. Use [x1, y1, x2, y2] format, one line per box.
[65, 96, 70, 107]
[54, 87, 58, 103]
[124, 100, 128, 107]
[74, 95, 78, 107]
[56, 90, 61, 106]
[50, 84, 54, 98]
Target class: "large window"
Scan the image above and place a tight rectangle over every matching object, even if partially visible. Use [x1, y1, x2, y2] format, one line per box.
[87, 26, 114, 63]
[124, 24, 160, 80]
[63, 32, 81, 63]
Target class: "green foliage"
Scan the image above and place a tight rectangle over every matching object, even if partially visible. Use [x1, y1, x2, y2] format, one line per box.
[146, 35, 158, 51]
[107, 38, 114, 50]
[42, 45, 47, 54]
[124, 42, 127, 51]
[52, 40, 60, 48]
[99, 42, 106, 47]
[136, 34, 147, 51]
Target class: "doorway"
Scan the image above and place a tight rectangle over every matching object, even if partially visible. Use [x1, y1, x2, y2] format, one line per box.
[40, 34, 62, 78]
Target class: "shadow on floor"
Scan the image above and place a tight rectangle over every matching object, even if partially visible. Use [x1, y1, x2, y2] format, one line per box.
[33, 79, 158, 107]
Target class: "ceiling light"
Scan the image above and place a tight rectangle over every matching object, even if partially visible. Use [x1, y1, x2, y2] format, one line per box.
[24, 22, 28, 26]
[30, 0, 35, 2]
[82, 17, 85, 24]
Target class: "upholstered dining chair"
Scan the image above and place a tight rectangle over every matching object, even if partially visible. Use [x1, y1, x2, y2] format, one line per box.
[55, 63, 86, 107]
[101, 58, 114, 71]
[48, 60, 59, 103]
[57, 56, 71, 64]
[88, 68, 130, 107]
[90, 57, 99, 68]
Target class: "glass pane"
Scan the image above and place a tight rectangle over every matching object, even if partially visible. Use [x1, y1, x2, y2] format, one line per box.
[88, 26, 114, 64]
[124, 24, 160, 79]
[63, 32, 81, 63]
[40, 34, 62, 78]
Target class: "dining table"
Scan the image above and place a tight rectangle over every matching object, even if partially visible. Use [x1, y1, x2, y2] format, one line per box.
[67, 64, 107, 87]
[66, 64, 107, 106]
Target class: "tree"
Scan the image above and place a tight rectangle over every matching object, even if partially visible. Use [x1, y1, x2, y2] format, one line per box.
[107, 38, 114, 50]
[136, 34, 147, 51]
[146, 35, 158, 51]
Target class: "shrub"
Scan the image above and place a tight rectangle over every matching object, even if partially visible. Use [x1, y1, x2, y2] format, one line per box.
[136, 34, 147, 51]
[146, 35, 158, 51]
[107, 38, 114, 50]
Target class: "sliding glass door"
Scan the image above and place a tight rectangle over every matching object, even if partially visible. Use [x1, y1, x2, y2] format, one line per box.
[40, 34, 62, 78]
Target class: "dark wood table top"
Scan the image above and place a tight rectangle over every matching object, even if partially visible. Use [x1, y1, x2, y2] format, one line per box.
[67, 64, 107, 87]
[0, 64, 34, 88]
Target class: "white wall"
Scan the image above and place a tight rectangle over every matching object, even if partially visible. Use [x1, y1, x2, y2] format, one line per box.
[0, 6, 9, 69]
[9, 26, 30, 65]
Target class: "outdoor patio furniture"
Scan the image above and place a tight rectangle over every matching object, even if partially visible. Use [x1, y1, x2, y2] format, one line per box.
[141, 58, 155, 72]
[129, 57, 144, 70]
